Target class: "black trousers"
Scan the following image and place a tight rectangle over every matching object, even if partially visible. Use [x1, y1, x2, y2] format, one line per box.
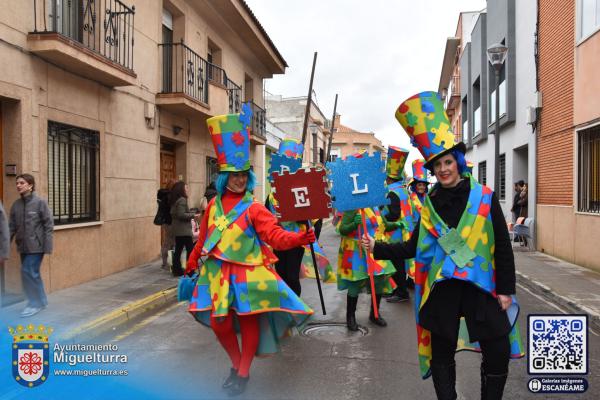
[274, 247, 304, 296]
[173, 236, 194, 275]
[390, 258, 408, 296]
[431, 329, 510, 374]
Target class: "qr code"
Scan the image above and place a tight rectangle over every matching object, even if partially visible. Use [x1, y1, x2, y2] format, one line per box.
[528, 315, 587, 374]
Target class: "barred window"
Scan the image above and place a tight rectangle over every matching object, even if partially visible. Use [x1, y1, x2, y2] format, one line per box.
[478, 161, 487, 186]
[48, 121, 100, 225]
[499, 154, 506, 200]
[578, 125, 600, 213]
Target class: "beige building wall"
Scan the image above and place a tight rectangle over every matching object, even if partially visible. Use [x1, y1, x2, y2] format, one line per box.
[0, 0, 285, 299]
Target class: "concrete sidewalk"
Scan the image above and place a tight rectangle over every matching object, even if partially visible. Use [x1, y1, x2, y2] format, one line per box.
[0, 260, 178, 342]
[514, 247, 600, 331]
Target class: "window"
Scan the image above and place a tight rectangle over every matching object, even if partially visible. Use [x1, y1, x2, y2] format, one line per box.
[578, 125, 600, 213]
[48, 121, 99, 225]
[206, 156, 219, 185]
[462, 97, 469, 143]
[489, 65, 507, 124]
[478, 161, 487, 186]
[473, 78, 481, 137]
[579, 0, 600, 40]
[499, 154, 506, 200]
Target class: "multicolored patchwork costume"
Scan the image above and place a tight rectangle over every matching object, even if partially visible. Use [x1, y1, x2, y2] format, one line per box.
[383, 181, 417, 278]
[413, 175, 524, 378]
[337, 208, 395, 294]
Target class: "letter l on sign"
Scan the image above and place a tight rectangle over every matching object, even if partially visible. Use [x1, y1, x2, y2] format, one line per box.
[350, 173, 368, 194]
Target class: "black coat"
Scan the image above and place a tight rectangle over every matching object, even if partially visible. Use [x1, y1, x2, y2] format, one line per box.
[373, 179, 515, 342]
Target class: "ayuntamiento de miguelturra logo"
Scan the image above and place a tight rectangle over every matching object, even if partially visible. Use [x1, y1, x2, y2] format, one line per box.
[9, 324, 53, 388]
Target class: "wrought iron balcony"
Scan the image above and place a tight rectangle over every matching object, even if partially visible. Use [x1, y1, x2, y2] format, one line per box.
[30, 0, 135, 84]
[227, 79, 242, 114]
[159, 41, 209, 106]
[445, 74, 460, 111]
[249, 101, 266, 142]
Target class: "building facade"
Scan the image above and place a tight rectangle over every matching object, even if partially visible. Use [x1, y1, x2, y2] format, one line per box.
[0, 0, 285, 304]
[265, 94, 330, 167]
[329, 115, 385, 160]
[537, 0, 600, 272]
[457, 0, 538, 221]
[439, 11, 480, 144]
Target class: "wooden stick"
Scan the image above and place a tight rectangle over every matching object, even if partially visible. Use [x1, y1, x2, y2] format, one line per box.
[301, 52, 318, 145]
[360, 209, 379, 319]
[307, 221, 326, 315]
[325, 94, 338, 162]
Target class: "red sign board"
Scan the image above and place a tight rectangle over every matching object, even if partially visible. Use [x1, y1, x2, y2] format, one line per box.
[271, 168, 332, 222]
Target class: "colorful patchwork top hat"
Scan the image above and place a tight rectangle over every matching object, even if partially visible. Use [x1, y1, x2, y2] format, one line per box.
[386, 146, 410, 180]
[411, 159, 428, 183]
[206, 103, 252, 172]
[278, 138, 304, 160]
[395, 91, 466, 169]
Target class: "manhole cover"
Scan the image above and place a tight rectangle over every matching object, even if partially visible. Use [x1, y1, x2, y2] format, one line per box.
[301, 322, 368, 342]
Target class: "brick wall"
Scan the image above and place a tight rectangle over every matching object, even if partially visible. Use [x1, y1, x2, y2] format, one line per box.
[537, 0, 575, 205]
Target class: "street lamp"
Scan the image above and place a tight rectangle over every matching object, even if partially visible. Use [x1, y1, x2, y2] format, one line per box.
[487, 42, 508, 193]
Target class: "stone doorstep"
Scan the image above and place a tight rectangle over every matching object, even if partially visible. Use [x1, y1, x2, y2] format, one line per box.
[58, 286, 178, 343]
[516, 271, 600, 333]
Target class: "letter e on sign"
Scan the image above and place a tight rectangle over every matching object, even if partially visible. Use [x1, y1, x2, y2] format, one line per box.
[291, 187, 310, 208]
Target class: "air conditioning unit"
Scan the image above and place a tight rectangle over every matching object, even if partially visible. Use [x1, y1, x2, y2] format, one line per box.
[525, 106, 537, 125]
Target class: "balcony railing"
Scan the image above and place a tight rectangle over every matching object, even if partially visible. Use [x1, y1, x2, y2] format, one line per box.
[249, 101, 266, 140]
[444, 74, 460, 111]
[32, 0, 135, 71]
[207, 62, 227, 87]
[159, 42, 209, 105]
[227, 79, 242, 114]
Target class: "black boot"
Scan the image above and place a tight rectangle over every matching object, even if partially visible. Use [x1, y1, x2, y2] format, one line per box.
[222, 367, 238, 389]
[369, 295, 387, 327]
[430, 362, 457, 400]
[346, 295, 359, 331]
[481, 364, 508, 400]
[228, 375, 249, 397]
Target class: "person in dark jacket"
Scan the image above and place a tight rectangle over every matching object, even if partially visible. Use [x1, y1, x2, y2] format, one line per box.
[510, 180, 524, 223]
[169, 181, 199, 277]
[362, 92, 522, 400]
[0, 201, 10, 271]
[9, 174, 54, 317]
[157, 179, 176, 269]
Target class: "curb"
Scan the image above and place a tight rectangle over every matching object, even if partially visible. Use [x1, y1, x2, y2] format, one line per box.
[59, 286, 178, 341]
[516, 271, 600, 332]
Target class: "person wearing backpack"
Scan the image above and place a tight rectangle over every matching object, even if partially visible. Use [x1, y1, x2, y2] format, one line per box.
[155, 179, 176, 270]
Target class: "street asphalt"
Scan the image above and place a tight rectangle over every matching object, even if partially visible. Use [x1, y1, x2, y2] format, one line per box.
[92, 223, 599, 400]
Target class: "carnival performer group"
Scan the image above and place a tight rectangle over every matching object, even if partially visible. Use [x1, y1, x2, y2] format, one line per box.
[182, 91, 522, 399]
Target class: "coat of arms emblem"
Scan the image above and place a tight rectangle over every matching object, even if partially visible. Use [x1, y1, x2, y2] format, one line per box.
[9, 324, 53, 387]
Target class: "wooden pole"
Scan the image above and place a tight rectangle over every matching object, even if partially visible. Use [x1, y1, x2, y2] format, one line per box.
[301, 52, 318, 145]
[360, 209, 379, 319]
[325, 94, 338, 163]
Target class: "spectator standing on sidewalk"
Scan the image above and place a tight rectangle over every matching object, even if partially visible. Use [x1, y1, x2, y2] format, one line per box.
[363, 92, 523, 400]
[169, 181, 199, 277]
[518, 183, 528, 218]
[381, 146, 415, 303]
[9, 174, 53, 318]
[0, 201, 10, 277]
[185, 109, 315, 396]
[510, 180, 524, 223]
[156, 179, 176, 270]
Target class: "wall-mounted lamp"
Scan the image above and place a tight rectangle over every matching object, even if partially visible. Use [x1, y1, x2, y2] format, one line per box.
[173, 125, 183, 136]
